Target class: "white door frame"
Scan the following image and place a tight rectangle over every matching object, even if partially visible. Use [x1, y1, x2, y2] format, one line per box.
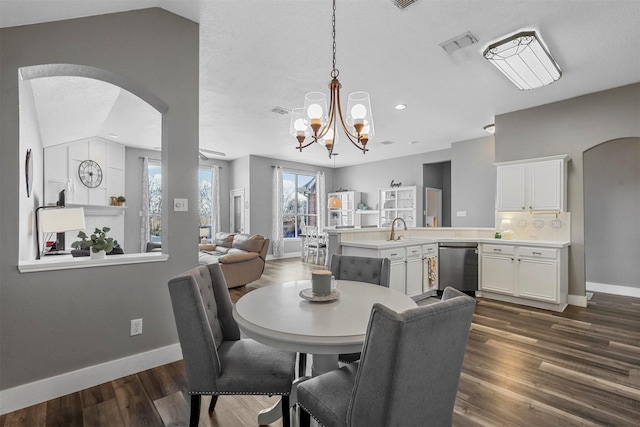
[230, 188, 247, 234]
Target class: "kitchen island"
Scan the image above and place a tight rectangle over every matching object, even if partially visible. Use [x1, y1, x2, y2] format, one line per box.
[327, 227, 571, 311]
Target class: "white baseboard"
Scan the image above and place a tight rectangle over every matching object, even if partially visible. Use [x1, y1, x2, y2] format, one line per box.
[586, 281, 640, 298]
[266, 252, 302, 261]
[568, 294, 588, 307]
[0, 343, 182, 415]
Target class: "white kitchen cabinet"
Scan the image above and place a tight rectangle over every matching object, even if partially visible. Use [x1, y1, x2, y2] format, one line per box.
[405, 246, 423, 297]
[422, 244, 438, 294]
[380, 248, 406, 294]
[328, 191, 359, 227]
[379, 186, 417, 227]
[481, 244, 516, 295]
[495, 155, 570, 212]
[479, 243, 568, 311]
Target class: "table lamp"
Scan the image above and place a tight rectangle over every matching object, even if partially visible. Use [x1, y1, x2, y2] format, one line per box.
[199, 225, 211, 244]
[36, 206, 86, 259]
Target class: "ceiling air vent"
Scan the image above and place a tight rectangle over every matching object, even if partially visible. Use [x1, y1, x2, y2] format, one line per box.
[392, 0, 420, 11]
[271, 106, 290, 115]
[439, 31, 478, 53]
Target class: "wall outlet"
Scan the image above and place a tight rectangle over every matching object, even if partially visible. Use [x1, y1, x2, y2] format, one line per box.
[456, 211, 467, 217]
[130, 318, 143, 336]
[173, 198, 188, 212]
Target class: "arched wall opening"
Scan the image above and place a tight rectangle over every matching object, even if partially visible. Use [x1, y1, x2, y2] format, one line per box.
[18, 64, 167, 261]
[584, 137, 640, 297]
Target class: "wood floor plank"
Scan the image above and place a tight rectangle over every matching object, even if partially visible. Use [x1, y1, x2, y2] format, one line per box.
[0, 404, 46, 427]
[112, 374, 163, 427]
[45, 393, 83, 427]
[82, 398, 124, 427]
[152, 390, 190, 426]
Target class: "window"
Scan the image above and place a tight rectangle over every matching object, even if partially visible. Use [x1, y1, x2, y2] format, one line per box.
[282, 171, 317, 238]
[199, 167, 214, 239]
[148, 161, 162, 243]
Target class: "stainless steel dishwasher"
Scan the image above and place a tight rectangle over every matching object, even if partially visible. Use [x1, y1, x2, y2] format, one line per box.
[438, 242, 479, 293]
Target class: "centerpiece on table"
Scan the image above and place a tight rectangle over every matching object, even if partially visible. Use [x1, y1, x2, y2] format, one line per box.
[71, 227, 122, 259]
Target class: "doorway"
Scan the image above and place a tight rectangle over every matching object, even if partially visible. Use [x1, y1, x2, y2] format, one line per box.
[424, 187, 442, 227]
[230, 188, 246, 234]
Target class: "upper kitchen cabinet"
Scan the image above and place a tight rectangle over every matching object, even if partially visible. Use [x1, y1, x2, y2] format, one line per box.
[495, 155, 570, 212]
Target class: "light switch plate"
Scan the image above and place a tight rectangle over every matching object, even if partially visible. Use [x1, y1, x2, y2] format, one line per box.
[456, 211, 467, 217]
[174, 198, 188, 212]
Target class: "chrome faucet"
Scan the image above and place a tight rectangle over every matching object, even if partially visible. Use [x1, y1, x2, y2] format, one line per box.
[389, 217, 407, 241]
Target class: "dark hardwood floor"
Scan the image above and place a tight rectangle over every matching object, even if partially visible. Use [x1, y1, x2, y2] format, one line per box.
[2, 257, 639, 426]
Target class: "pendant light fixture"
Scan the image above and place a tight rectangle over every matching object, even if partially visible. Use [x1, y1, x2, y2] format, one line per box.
[289, 0, 374, 158]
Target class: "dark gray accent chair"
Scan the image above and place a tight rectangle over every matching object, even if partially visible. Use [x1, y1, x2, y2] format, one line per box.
[330, 254, 391, 363]
[168, 264, 296, 427]
[297, 287, 476, 427]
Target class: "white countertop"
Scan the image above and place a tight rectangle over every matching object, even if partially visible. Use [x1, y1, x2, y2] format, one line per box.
[340, 237, 570, 249]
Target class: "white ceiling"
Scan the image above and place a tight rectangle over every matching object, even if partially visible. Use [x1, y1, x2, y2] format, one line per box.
[3, 0, 640, 167]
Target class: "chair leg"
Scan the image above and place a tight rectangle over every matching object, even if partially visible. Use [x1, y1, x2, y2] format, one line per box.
[189, 394, 201, 427]
[299, 405, 311, 427]
[208, 395, 218, 415]
[281, 395, 291, 427]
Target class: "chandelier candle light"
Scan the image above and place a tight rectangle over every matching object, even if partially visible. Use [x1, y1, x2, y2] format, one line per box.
[290, 0, 374, 158]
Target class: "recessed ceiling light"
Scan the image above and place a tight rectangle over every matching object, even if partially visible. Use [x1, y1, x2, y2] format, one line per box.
[109, 133, 118, 138]
[483, 124, 495, 134]
[395, 104, 407, 110]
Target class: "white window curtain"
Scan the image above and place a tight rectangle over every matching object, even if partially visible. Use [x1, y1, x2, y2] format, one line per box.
[316, 171, 326, 232]
[272, 166, 284, 257]
[212, 165, 220, 236]
[140, 156, 150, 252]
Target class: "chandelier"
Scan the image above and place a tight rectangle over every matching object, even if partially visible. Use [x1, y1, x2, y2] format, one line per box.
[289, 0, 374, 158]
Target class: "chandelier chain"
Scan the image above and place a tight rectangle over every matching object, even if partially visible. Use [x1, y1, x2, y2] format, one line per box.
[331, 0, 338, 78]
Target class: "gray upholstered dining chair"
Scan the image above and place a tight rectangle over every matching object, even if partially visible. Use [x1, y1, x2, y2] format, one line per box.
[329, 254, 390, 287]
[297, 287, 476, 427]
[167, 264, 296, 427]
[330, 254, 391, 363]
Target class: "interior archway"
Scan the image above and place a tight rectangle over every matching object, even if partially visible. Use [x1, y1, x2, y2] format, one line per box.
[584, 137, 640, 297]
[19, 64, 166, 260]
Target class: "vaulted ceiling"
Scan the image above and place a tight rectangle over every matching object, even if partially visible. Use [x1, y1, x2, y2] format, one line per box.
[3, 0, 640, 167]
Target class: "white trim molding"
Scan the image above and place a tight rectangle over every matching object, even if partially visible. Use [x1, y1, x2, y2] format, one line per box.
[0, 344, 182, 415]
[586, 281, 640, 299]
[568, 294, 588, 308]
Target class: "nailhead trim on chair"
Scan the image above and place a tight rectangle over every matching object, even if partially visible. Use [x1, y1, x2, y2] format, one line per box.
[297, 401, 326, 427]
[190, 391, 291, 396]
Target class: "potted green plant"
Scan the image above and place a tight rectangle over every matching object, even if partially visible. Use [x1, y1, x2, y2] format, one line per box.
[71, 227, 118, 259]
[117, 195, 126, 206]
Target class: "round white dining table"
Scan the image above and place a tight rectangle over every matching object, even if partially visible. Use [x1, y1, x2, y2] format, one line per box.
[232, 279, 417, 424]
[233, 279, 417, 373]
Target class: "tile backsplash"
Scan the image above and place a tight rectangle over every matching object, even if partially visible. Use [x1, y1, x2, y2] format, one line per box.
[496, 211, 570, 242]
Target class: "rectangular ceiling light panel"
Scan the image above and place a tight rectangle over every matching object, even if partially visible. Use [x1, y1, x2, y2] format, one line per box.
[483, 31, 561, 90]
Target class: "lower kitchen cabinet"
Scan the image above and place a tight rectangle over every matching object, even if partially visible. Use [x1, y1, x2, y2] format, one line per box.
[380, 248, 406, 295]
[480, 243, 568, 311]
[405, 246, 423, 297]
[343, 244, 436, 299]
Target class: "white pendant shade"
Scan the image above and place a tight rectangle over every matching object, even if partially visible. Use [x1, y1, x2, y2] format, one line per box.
[484, 31, 561, 90]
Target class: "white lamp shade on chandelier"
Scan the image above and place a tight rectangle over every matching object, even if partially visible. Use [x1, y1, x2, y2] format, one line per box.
[484, 30, 561, 90]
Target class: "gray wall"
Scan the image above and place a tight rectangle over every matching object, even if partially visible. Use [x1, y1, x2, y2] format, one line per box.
[495, 83, 640, 297]
[584, 138, 640, 289]
[0, 9, 199, 390]
[335, 140, 496, 229]
[451, 136, 496, 227]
